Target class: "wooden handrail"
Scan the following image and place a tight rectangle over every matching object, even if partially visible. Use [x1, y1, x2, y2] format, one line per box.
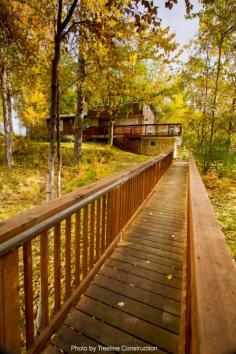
[0, 151, 173, 353]
[187, 154, 236, 354]
[84, 123, 182, 138]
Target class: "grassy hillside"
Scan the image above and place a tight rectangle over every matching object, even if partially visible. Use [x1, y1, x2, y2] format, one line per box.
[0, 138, 149, 221]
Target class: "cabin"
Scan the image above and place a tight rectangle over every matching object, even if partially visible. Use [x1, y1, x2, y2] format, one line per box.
[87, 103, 155, 127]
[45, 104, 155, 135]
[45, 104, 182, 156]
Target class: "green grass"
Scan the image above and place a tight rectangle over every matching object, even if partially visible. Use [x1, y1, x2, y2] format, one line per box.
[0, 138, 149, 221]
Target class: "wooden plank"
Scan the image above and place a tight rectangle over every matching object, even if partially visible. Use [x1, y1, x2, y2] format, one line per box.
[54, 223, 61, 313]
[124, 235, 184, 255]
[129, 227, 184, 244]
[141, 211, 186, 222]
[65, 309, 165, 353]
[77, 296, 179, 353]
[135, 212, 186, 223]
[117, 244, 183, 270]
[130, 224, 184, 239]
[111, 250, 182, 278]
[121, 240, 182, 263]
[94, 273, 180, 315]
[105, 258, 182, 289]
[75, 210, 81, 286]
[23, 240, 34, 348]
[143, 207, 185, 218]
[65, 216, 72, 300]
[51, 326, 103, 353]
[40, 230, 49, 329]
[132, 222, 184, 234]
[83, 205, 88, 278]
[86, 283, 180, 334]
[99, 264, 182, 302]
[127, 230, 185, 248]
[189, 154, 236, 354]
[42, 344, 62, 354]
[0, 250, 21, 353]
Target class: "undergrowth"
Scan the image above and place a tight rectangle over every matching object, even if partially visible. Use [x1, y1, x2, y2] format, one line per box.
[0, 137, 149, 221]
[203, 172, 236, 262]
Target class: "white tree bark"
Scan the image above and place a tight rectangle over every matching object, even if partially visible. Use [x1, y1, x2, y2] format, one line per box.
[1, 65, 13, 169]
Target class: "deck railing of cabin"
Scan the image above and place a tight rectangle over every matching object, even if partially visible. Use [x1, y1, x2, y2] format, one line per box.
[0, 151, 173, 354]
[185, 154, 236, 354]
[114, 124, 182, 137]
[83, 124, 182, 138]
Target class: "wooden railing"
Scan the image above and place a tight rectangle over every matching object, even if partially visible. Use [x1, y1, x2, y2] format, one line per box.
[83, 123, 182, 139]
[114, 123, 182, 137]
[185, 154, 236, 354]
[0, 151, 173, 354]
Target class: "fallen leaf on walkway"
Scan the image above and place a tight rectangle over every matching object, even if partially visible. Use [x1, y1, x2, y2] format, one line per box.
[167, 274, 173, 280]
[117, 302, 125, 307]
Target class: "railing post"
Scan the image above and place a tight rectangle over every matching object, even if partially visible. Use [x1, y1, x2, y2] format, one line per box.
[0, 249, 21, 353]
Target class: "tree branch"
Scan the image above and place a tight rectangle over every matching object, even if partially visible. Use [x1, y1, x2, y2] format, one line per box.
[60, 0, 78, 33]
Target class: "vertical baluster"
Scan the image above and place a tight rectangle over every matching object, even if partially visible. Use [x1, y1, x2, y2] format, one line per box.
[124, 181, 128, 224]
[101, 194, 106, 253]
[106, 191, 112, 246]
[75, 210, 81, 286]
[65, 217, 71, 300]
[54, 223, 61, 313]
[96, 198, 101, 261]
[115, 186, 121, 237]
[40, 230, 49, 329]
[23, 241, 34, 348]
[90, 201, 95, 269]
[0, 250, 21, 352]
[83, 205, 88, 277]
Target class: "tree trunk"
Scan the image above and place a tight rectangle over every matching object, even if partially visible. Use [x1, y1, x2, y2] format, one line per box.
[6, 83, 13, 133]
[201, 46, 210, 153]
[47, 0, 78, 199]
[56, 79, 61, 197]
[109, 119, 115, 147]
[226, 96, 235, 155]
[0, 65, 13, 169]
[74, 45, 85, 164]
[205, 36, 223, 172]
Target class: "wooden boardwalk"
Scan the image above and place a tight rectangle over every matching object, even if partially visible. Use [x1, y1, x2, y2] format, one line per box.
[44, 162, 188, 354]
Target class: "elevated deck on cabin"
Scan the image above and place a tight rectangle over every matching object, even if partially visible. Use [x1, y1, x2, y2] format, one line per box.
[45, 163, 188, 354]
[83, 124, 182, 141]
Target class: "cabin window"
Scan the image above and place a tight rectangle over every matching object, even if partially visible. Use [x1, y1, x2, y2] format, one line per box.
[146, 126, 155, 134]
[149, 140, 157, 147]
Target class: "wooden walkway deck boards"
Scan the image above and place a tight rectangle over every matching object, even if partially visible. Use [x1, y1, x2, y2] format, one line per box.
[44, 162, 188, 354]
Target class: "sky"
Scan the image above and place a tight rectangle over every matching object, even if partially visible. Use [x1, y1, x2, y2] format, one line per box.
[12, 0, 202, 135]
[157, 0, 202, 61]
